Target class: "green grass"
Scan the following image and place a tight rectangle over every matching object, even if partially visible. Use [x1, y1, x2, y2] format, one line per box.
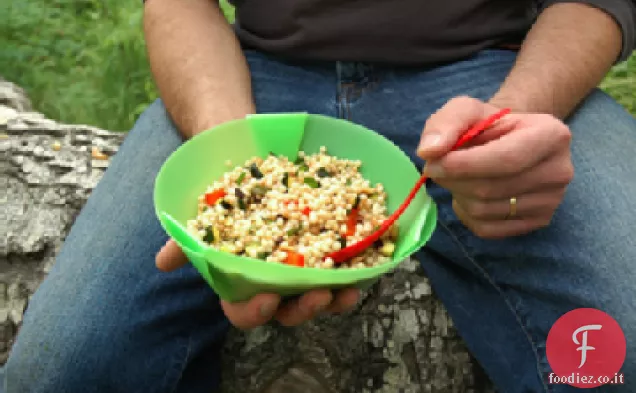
[0, 0, 234, 131]
[601, 55, 636, 114]
[1, 0, 633, 131]
[2, 0, 153, 131]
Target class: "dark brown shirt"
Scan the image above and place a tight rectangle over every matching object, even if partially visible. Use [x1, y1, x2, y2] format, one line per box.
[228, 0, 635, 66]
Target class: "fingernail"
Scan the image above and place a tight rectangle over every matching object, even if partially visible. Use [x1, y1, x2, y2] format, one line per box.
[423, 162, 445, 178]
[260, 299, 278, 318]
[418, 133, 442, 153]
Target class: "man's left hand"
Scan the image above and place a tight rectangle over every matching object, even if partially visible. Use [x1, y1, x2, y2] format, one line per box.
[416, 96, 574, 239]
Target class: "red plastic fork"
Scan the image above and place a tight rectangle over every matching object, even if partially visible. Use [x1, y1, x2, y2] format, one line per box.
[325, 108, 511, 264]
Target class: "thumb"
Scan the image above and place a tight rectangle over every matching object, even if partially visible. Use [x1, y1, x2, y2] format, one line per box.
[156, 239, 189, 272]
[417, 96, 499, 160]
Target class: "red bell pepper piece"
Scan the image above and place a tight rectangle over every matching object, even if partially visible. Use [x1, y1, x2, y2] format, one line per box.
[345, 208, 358, 237]
[284, 251, 305, 267]
[301, 206, 311, 216]
[204, 189, 226, 205]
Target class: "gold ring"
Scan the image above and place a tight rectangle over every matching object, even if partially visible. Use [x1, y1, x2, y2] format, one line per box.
[508, 197, 517, 219]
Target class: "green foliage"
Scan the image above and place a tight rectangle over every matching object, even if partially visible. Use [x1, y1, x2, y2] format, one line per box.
[0, 0, 633, 132]
[1, 0, 153, 131]
[0, 0, 235, 131]
[220, 0, 236, 22]
[600, 55, 636, 115]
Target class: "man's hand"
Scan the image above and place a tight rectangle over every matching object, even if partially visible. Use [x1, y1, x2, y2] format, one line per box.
[155, 240, 360, 329]
[417, 96, 574, 239]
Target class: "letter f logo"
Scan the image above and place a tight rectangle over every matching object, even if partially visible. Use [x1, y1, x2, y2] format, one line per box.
[572, 324, 602, 368]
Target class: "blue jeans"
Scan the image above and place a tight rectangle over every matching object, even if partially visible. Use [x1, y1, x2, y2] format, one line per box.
[3, 49, 636, 393]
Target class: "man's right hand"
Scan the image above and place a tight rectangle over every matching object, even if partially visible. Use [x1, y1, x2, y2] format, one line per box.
[156, 240, 361, 330]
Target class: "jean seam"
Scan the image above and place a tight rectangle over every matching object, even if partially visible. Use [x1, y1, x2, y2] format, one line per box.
[436, 219, 551, 393]
[345, 89, 352, 121]
[166, 333, 192, 393]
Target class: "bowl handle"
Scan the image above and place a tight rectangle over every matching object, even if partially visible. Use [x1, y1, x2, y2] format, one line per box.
[158, 212, 217, 288]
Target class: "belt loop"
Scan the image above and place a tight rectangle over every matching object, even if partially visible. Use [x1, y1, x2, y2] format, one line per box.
[335, 61, 346, 119]
[336, 61, 344, 84]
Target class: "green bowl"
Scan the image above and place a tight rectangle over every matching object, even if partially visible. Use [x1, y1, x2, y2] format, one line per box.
[153, 113, 437, 302]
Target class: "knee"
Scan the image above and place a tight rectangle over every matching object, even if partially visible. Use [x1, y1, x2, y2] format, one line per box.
[4, 310, 189, 393]
[4, 280, 135, 392]
[3, 291, 120, 392]
[609, 301, 636, 375]
[4, 320, 78, 392]
[572, 290, 636, 382]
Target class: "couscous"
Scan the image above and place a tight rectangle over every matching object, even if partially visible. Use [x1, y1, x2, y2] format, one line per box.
[187, 146, 397, 268]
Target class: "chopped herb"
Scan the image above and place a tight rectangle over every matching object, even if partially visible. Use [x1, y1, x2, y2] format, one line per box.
[303, 177, 320, 188]
[287, 223, 303, 236]
[248, 194, 259, 205]
[257, 252, 271, 260]
[294, 156, 305, 165]
[282, 172, 289, 188]
[352, 194, 361, 209]
[345, 179, 352, 186]
[299, 163, 309, 172]
[235, 188, 247, 210]
[369, 192, 378, 199]
[251, 185, 269, 197]
[236, 172, 246, 184]
[337, 236, 347, 249]
[203, 227, 215, 243]
[263, 217, 275, 223]
[249, 163, 263, 179]
[316, 167, 331, 178]
[268, 151, 276, 156]
[220, 200, 233, 210]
